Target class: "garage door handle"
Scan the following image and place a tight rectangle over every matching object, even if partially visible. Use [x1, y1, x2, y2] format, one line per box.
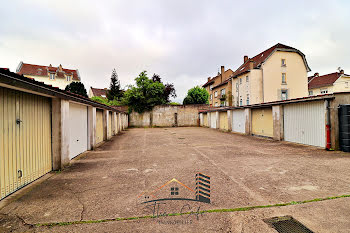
[77, 139, 79, 142]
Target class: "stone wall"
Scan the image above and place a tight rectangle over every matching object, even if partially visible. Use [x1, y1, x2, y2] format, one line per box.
[129, 104, 209, 127]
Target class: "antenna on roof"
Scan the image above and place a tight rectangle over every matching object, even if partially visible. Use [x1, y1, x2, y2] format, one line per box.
[338, 67, 342, 72]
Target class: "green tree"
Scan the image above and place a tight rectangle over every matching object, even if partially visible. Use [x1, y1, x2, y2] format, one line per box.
[65, 82, 88, 97]
[107, 68, 123, 101]
[122, 71, 166, 113]
[183, 86, 209, 105]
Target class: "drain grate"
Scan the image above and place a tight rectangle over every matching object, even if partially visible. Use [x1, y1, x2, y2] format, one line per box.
[264, 216, 314, 233]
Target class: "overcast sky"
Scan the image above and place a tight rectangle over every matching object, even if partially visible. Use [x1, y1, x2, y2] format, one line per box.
[1, 0, 349, 102]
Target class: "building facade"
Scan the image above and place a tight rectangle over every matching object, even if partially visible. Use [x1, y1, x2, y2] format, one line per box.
[203, 66, 233, 107]
[16, 62, 81, 90]
[308, 70, 350, 96]
[231, 43, 311, 107]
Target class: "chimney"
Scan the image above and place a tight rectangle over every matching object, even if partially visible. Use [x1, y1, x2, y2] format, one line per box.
[340, 70, 344, 74]
[244, 56, 248, 63]
[221, 66, 225, 83]
[208, 77, 211, 81]
[249, 60, 254, 70]
[314, 72, 319, 77]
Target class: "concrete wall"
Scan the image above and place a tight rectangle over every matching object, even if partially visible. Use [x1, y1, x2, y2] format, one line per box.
[129, 105, 208, 127]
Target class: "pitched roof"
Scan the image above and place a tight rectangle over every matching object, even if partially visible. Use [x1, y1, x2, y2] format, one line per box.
[308, 72, 346, 89]
[232, 43, 311, 78]
[17, 62, 80, 81]
[91, 87, 108, 97]
[203, 69, 233, 87]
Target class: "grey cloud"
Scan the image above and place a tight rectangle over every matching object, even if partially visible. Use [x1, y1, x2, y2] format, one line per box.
[0, 0, 349, 103]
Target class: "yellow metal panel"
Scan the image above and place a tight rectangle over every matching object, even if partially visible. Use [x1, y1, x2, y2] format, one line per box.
[252, 108, 273, 137]
[219, 111, 228, 131]
[0, 87, 52, 200]
[203, 114, 208, 127]
[96, 109, 104, 144]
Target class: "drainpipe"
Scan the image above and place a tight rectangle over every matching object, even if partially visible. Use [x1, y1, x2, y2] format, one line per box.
[326, 100, 331, 150]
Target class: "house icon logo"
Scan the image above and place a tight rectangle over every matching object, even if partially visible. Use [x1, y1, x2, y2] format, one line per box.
[137, 173, 211, 204]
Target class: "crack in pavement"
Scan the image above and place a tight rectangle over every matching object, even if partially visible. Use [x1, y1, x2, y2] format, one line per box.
[67, 187, 85, 221]
[33, 194, 350, 228]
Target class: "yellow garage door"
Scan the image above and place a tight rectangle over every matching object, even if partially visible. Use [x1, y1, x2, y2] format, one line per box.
[0, 87, 52, 200]
[219, 111, 228, 131]
[96, 109, 104, 144]
[252, 108, 273, 137]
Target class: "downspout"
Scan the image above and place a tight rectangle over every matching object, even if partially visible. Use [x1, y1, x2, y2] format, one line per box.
[326, 100, 331, 150]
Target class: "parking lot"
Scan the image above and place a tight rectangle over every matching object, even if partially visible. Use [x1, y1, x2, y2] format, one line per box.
[1, 127, 350, 232]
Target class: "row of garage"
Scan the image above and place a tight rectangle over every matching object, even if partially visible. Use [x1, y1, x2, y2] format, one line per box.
[200, 97, 330, 149]
[0, 69, 128, 200]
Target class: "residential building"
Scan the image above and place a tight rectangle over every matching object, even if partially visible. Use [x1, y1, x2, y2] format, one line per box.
[231, 43, 311, 106]
[308, 70, 350, 96]
[16, 62, 81, 90]
[89, 87, 109, 98]
[202, 66, 233, 107]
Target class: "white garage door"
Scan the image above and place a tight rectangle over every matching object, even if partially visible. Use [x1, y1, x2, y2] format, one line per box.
[232, 109, 245, 134]
[210, 112, 216, 129]
[284, 101, 325, 147]
[69, 103, 88, 159]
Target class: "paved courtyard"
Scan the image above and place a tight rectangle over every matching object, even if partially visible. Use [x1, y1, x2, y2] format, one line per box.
[1, 127, 350, 232]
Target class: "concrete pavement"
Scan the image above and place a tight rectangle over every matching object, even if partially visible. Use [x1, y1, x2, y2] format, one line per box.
[1, 127, 350, 232]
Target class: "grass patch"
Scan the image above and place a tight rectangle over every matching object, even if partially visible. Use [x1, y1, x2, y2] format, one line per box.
[35, 194, 350, 227]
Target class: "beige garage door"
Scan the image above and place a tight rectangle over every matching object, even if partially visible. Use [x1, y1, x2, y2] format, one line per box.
[96, 109, 104, 144]
[0, 87, 52, 200]
[252, 108, 273, 137]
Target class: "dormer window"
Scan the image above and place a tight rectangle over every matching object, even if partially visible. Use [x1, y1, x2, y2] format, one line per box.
[49, 73, 55, 80]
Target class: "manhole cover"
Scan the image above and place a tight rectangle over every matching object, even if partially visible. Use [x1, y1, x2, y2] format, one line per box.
[264, 216, 314, 233]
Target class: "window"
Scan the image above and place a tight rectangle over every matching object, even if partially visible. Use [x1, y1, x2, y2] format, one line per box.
[236, 83, 239, 92]
[220, 101, 226, 107]
[101, 95, 106, 98]
[215, 102, 219, 107]
[209, 85, 213, 90]
[321, 89, 328, 94]
[281, 90, 288, 100]
[346, 82, 349, 88]
[170, 187, 179, 195]
[246, 76, 249, 82]
[221, 89, 225, 95]
[66, 75, 71, 81]
[239, 97, 243, 106]
[240, 78, 242, 84]
[214, 91, 218, 97]
[308, 90, 313, 96]
[246, 94, 250, 105]
[282, 73, 286, 84]
[49, 73, 55, 80]
[210, 94, 212, 100]
[281, 59, 286, 66]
